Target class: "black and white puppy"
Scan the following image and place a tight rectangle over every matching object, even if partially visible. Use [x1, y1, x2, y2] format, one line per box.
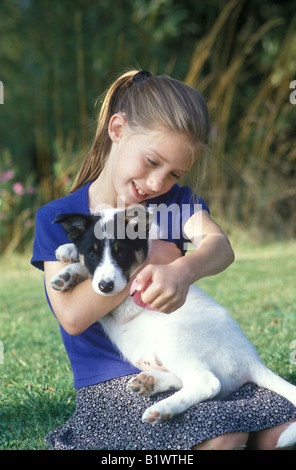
[50, 207, 296, 447]
[51, 207, 151, 296]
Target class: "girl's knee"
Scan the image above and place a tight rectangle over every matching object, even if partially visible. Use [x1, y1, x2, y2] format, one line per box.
[192, 432, 249, 450]
[249, 419, 296, 450]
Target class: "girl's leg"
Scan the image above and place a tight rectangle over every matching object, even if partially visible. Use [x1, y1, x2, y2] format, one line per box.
[247, 419, 296, 450]
[192, 432, 249, 450]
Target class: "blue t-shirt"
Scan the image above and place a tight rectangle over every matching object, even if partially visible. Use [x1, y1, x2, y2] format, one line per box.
[31, 182, 209, 388]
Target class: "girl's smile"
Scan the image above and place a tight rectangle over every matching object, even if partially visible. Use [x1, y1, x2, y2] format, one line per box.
[132, 181, 151, 200]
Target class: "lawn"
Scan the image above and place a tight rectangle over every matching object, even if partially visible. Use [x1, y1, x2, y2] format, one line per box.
[1, 242, 296, 450]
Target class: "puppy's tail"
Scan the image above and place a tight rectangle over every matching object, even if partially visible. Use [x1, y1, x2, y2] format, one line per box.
[250, 364, 296, 448]
[276, 422, 296, 448]
[251, 364, 296, 408]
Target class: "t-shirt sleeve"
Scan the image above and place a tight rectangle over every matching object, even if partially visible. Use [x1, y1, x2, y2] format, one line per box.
[177, 186, 209, 229]
[178, 187, 209, 249]
[197, 196, 210, 214]
[30, 204, 70, 271]
[147, 184, 210, 255]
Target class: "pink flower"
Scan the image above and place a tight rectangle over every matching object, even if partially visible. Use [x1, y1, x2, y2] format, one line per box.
[24, 218, 33, 228]
[0, 170, 15, 182]
[26, 184, 35, 194]
[12, 182, 25, 195]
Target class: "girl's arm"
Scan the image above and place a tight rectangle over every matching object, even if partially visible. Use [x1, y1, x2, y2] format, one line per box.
[179, 209, 235, 283]
[137, 210, 235, 313]
[44, 240, 181, 335]
[44, 262, 130, 335]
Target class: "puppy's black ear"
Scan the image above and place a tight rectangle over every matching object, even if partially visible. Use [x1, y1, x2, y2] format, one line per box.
[54, 213, 92, 243]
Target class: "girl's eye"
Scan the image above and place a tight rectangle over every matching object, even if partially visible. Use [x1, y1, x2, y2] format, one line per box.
[146, 157, 157, 166]
[146, 156, 181, 180]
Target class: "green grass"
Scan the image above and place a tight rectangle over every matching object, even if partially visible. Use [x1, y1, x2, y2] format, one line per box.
[0, 253, 75, 449]
[1, 242, 296, 449]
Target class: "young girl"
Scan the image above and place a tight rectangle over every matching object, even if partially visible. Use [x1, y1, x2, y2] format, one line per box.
[31, 70, 296, 450]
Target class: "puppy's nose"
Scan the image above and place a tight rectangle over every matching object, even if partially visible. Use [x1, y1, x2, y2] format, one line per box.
[98, 280, 114, 293]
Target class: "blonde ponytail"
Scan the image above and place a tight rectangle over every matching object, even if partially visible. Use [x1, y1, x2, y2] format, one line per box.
[71, 71, 135, 192]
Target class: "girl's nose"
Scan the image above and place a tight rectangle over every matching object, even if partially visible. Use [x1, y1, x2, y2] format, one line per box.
[146, 174, 165, 193]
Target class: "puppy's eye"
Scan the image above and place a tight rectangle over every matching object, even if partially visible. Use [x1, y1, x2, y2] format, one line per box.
[118, 249, 129, 257]
[88, 250, 95, 257]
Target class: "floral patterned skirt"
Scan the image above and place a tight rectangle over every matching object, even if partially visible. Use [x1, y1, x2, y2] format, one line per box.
[45, 375, 296, 450]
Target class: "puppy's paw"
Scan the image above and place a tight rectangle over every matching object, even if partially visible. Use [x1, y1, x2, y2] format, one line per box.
[142, 404, 171, 424]
[55, 243, 78, 264]
[50, 267, 80, 291]
[127, 373, 155, 395]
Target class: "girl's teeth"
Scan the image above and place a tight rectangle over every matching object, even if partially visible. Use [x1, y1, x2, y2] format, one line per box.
[134, 183, 146, 196]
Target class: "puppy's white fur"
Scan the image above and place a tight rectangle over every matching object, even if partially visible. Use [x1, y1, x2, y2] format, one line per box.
[101, 287, 296, 435]
[51, 209, 296, 447]
[92, 241, 127, 295]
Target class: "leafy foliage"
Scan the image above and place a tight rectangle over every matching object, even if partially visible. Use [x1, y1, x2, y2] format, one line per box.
[0, 0, 296, 251]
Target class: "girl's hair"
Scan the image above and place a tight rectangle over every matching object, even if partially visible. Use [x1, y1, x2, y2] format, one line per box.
[71, 70, 210, 193]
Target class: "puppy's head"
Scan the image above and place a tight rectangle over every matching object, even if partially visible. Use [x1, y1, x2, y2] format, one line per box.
[54, 207, 153, 295]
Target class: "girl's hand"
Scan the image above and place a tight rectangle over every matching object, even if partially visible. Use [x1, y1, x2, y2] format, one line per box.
[135, 263, 190, 314]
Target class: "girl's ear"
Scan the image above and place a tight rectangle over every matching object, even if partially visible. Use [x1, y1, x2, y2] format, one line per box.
[108, 113, 127, 142]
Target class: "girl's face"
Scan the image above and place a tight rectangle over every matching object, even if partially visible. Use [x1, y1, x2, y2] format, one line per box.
[110, 123, 194, 206]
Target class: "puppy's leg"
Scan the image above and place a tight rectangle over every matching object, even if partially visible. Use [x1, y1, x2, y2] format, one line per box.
[127, 370, 182, 396]
[50, 262, 89, 291]
[142, 369, 221, 424]
[55, 243, 79, 264]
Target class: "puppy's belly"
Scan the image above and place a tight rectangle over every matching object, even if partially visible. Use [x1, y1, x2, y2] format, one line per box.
[134, 354, 168, 372]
